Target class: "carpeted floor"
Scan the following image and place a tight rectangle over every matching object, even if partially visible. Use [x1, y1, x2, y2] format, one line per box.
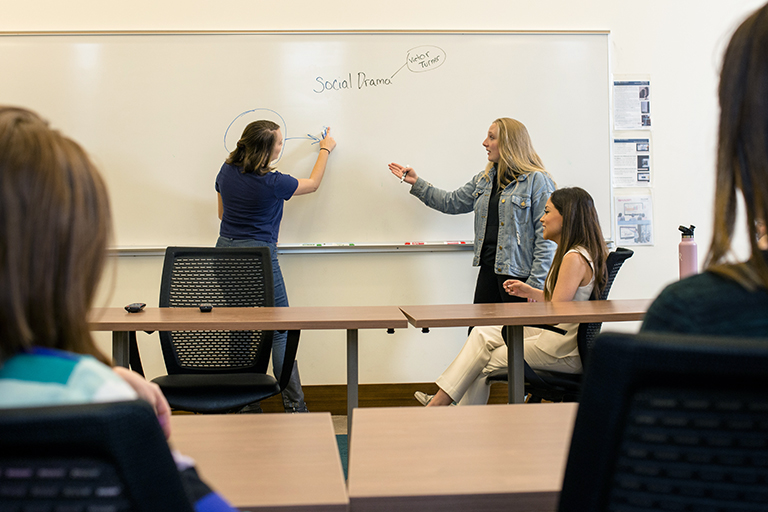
[336, 434, 348, 480]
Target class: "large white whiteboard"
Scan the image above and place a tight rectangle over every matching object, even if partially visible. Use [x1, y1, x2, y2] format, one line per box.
[0, 31, 611, 248]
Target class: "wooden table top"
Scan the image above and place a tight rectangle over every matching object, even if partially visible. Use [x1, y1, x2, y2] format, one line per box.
[89, 305, 409, 331]
[399, 298, 651, 328]
[348, 403, 578, 511]
[90, 300, 649, 331]
[169, 412, 348, 511]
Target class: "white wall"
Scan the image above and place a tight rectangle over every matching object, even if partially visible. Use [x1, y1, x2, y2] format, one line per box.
[3, 0, 763, 384]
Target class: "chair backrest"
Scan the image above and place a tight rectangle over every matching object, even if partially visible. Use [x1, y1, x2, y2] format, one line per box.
[576, 247, 633, 367]
[559, 332, 768, 512]
[159, 246, 274, 375]
[0, 400, 194, 512]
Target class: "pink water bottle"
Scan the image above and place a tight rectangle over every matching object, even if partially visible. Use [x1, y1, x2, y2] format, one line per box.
[678, 225, 698, 279]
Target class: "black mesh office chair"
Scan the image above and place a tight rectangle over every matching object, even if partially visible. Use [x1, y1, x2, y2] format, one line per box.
[0, 400, 194, 511]
[559, 332, 768, 512]
[486, 247, 633, 402]
[131, 246, 300, 413]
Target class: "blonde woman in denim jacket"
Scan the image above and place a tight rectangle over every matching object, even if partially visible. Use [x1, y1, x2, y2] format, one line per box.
[389, 118, 556, 303]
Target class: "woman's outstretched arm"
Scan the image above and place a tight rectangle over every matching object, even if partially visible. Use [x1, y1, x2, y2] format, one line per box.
[294, 128, 336, 196]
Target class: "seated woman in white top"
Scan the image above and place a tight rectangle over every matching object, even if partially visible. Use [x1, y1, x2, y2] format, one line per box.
[418, 187, 608, 407]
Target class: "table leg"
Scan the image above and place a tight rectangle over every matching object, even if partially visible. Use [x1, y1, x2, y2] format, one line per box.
[113, 331, 129, 368]
[347, 328, 359, 436]
[505, 325, 525, 403]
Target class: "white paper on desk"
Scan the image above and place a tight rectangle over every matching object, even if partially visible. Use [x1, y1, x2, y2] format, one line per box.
[614, 80, 651, 130]
[613, 138, 651, 187]
[615, 194, 654, 246]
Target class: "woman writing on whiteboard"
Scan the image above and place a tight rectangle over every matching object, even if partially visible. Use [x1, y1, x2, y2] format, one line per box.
[216, 120, 336, 413]
[389, 118, 557, 303]
[418, 187, 608, 406]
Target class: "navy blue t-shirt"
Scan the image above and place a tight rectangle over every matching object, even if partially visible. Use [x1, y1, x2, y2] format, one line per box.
[215, 163, 299, 243]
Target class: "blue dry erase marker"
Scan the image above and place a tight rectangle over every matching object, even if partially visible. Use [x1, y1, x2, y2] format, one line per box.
[400, 165, 410, 183]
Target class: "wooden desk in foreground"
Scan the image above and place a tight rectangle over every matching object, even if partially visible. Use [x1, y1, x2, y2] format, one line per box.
[169, 412, 348, 511]
[400, 299, 651, 404]
[90, 306, 408, 432]
[348, 403, 578, 512]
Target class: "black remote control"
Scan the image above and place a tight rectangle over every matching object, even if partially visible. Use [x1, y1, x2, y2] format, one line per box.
[125, 302, 146, 313]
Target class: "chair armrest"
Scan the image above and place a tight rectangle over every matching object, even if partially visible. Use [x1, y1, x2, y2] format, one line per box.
[527, 324, 568, 336]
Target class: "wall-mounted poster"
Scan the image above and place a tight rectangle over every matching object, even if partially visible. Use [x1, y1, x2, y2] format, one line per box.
[614, 80, 651, 130]
[613, 138, 651, 187]
[615, 194, 654, 246]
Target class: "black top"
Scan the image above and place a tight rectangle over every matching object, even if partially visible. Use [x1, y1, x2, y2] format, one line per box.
[641, 253, 768, 336]
[480, 181, 502, 268]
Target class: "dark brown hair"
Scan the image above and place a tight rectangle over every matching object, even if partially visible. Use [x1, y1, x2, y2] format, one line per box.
[0, 106, 111, 365]
[544, 187, 608, 301]
[225, 120, 280, 176]
[707, 4, 768, 290]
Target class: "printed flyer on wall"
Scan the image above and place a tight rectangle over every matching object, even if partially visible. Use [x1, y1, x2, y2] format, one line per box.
[613, 80, 651, 130]
[615, 194, 653, 246]
[613, 138, 651, 187]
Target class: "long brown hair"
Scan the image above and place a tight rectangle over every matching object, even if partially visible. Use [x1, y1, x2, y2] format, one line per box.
[225, 120, 280, 176]
[482, 118, 553, 189]
[0, 106, 111, 365]
[544, 187, 608, 301]
[707, 3, 768, 290]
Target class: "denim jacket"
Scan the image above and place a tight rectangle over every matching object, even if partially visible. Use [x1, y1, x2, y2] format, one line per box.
[410, 168, 556, 290]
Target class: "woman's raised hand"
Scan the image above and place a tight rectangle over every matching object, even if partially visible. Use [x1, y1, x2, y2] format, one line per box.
[319, 127, 336, 153]
[388, 162, 417, 184]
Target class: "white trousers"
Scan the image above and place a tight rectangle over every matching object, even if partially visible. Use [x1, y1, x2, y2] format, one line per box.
[435, 325, 582, 406]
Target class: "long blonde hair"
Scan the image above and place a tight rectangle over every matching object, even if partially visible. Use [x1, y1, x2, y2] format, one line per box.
[482, 118, 552, 189]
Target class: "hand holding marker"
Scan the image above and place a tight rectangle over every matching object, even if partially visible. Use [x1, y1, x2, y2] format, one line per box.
[308, 126, 329, 145]
[388, 162, 417, 184]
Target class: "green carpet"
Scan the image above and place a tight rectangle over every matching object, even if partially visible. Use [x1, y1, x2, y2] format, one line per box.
[336, 434, 348, 480]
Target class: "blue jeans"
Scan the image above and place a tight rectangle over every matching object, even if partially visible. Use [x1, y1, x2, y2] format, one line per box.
[215, 236, 306, 410]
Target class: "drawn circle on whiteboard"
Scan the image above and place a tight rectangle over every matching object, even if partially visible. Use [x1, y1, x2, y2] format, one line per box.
[223, 108, 288, 163]
[405, 45, 446, 73]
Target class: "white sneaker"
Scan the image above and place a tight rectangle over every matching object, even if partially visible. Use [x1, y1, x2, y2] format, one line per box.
[414, 391, 434, 406]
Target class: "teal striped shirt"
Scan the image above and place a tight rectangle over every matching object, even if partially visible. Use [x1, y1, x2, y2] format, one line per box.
[0, 347, 137, 408]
